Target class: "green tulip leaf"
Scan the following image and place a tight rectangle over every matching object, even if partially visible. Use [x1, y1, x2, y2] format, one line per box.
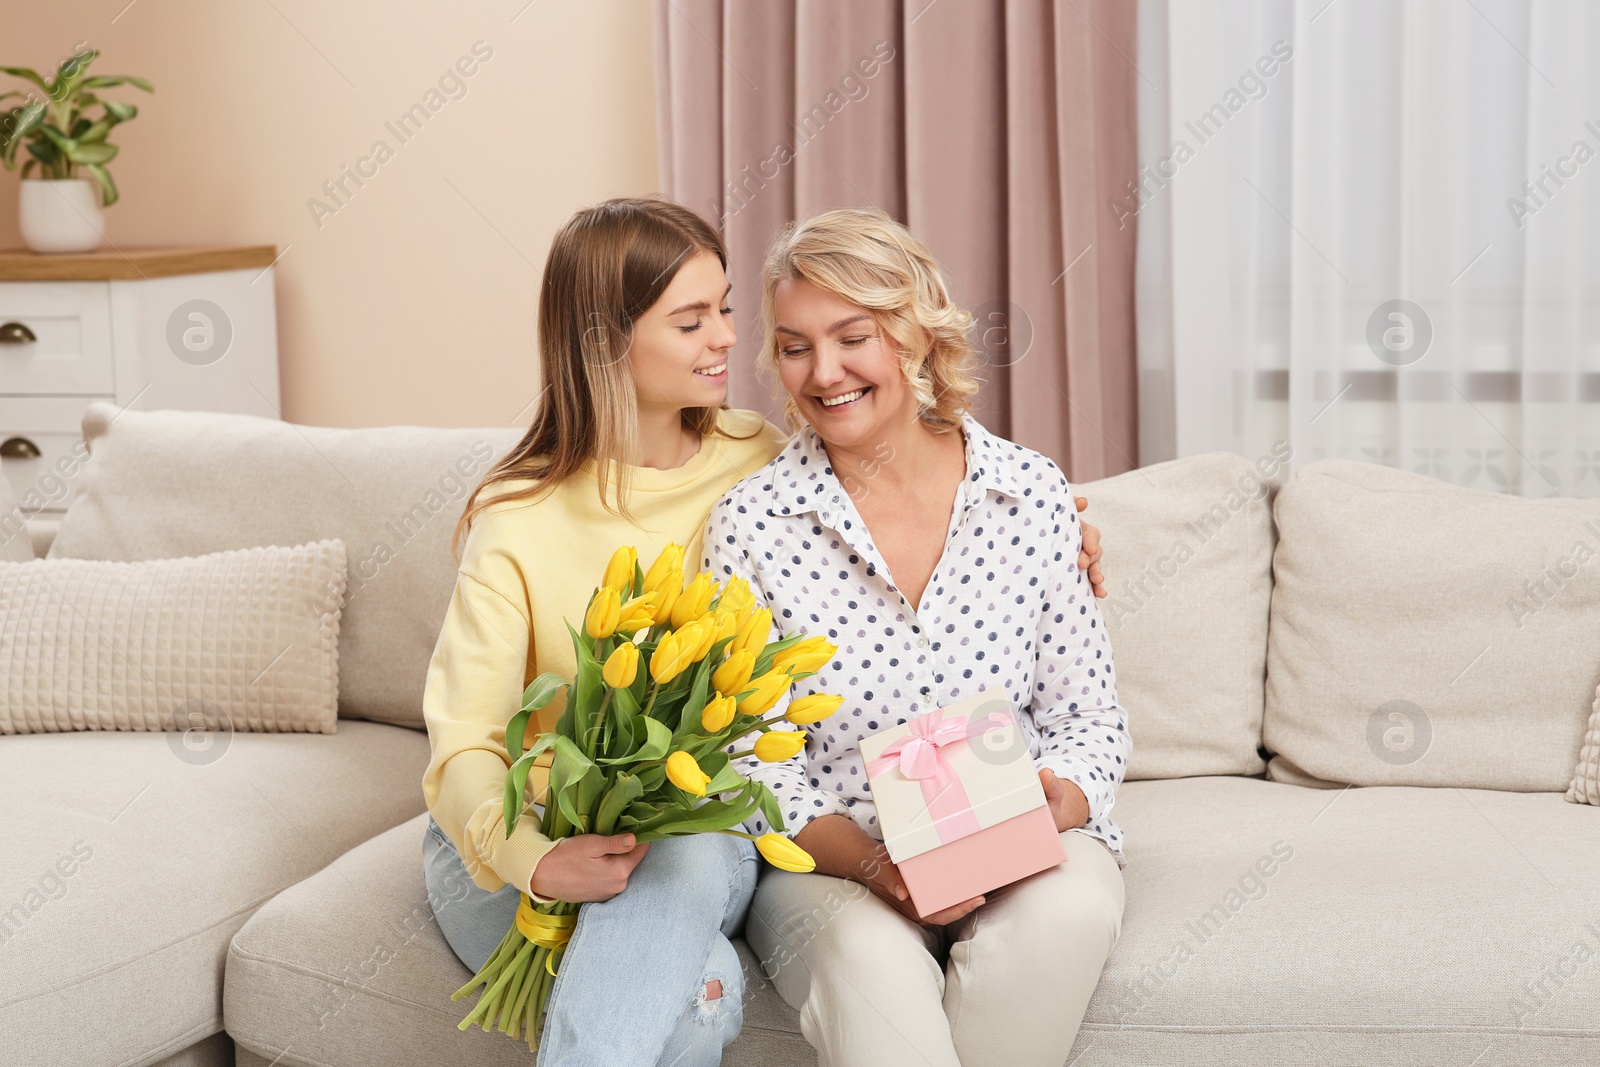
[595, 773, 644, 836]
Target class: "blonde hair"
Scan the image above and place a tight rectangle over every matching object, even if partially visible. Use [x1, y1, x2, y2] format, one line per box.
[450, 196, 750, 563]
[758, 207, 979, 433]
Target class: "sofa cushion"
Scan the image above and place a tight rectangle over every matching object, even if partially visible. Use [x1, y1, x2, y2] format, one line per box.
[1072, 776, 1600, 1064]
[0, 722, 429, 1067]
[224, 813, 813, 1067]
[0, 470, 32, 562]
[1073, 449, 1285, 779]
[0, 540, 345, 736]
[1265, 459, 1600, 791]
[46, 401, 522, 729]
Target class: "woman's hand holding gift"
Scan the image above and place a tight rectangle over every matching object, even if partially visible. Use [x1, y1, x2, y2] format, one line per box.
[795, 813, 986, 927]
[1040, 768, 1090, 832]
[528, 833, 650, 903]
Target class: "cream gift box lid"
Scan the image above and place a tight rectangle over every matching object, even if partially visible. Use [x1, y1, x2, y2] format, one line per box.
[858, 689, 1049, 863]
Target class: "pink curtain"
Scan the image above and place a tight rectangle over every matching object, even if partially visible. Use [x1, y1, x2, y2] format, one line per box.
[655, 0, 1140, 481]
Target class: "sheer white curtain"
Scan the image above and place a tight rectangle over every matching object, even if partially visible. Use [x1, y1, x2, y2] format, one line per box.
[1137, 0, 1600, 497]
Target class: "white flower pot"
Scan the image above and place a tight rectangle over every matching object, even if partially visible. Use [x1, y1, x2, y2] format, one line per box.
[19, 178, 106, 254]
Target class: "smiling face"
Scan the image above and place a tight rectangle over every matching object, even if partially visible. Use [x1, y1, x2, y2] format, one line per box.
[627, 249, 736, 412]
[772, 276, 922, 452]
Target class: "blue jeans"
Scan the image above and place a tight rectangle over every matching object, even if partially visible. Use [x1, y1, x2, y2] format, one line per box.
[423, 814, 757, 1067]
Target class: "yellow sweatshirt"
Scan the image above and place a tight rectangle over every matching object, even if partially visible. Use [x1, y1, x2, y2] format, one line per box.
[420, 408, 788, 896]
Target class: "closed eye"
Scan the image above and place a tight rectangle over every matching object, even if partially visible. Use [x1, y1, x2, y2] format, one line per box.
[682, 307, 734, 333]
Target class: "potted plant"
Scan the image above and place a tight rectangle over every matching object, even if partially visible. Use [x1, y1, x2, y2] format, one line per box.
[0, 47, 152, 253]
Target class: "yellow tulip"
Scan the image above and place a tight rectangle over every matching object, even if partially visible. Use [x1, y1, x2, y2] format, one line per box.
[714, 610, 739, 642]
[665, 751, 711, 796]
[584, 586, 621, 639]
[615, 592, 660, 634]
[602, 546, 637, 594]
[692, 616, 719, 660]
[602, 642, 639, 688]
[715, 576, 756, 627]
[755, 833, 816, 873]
[651, 570, 683, 625]
[753, 729, 809, 762]
[700, 693, 737, 732]
[773, 636, 837, 675]
[671, 572, 718, 630]
[650, 630, 690, 684]
[785, 693, 844, 726]
[732, 608, 773, 657]
[737, 669, 792, 716]
[713, 649, 755, 697]
[643, 543, 685, 593]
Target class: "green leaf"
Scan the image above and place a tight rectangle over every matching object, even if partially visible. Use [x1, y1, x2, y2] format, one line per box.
[611, 680, 641, 719]
[508, 672, 569, 759]
[65, 141, 115, 166]
[675, 655, 714, 735]
[604, 702, 636, 759]
[547, 735, 598, 834]
[102, 100, 137, 122]
[697, 750, 747, 796]
[594, 772, 644, 836]
[2, 101, 46, 167]
[82, 163, 116, 206]
[78, 74, 153, 93]
[53, 49, 99, 91]
[638, 716, 673, 761]
[39, 124, 72, 152]
[600, 715, 671, 765]
[636, 785, 763, 838]
[0, 67, 52, 96]
[503, 734, 557, 836]
[757, 783, 785, 833]
[25, 139, 57, 167]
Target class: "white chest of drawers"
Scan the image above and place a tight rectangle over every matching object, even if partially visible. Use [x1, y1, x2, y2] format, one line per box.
[0, 246, 281, 529]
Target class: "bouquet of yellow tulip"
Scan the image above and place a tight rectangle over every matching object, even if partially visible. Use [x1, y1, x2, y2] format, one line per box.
[451, 542, 843, 1050]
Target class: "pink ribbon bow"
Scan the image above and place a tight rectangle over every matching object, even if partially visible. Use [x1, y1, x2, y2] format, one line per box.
[865, 706, 1012, 845]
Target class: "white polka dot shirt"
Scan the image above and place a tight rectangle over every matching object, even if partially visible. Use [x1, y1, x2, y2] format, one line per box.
[701, 413, 1129, 869]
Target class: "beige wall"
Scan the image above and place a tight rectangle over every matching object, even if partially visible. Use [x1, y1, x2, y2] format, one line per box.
[2, 0, 659, 428]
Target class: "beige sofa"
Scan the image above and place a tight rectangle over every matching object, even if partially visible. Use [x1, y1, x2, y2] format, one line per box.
[3, 404, 1597, 1067]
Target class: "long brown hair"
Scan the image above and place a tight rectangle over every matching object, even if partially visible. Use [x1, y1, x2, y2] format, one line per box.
[451, 196, 743, 563]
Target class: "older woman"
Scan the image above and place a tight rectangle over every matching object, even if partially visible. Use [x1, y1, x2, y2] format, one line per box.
[701, 209, 1129, 1067]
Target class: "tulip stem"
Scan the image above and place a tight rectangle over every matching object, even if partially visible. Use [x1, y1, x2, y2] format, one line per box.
[589, 690, 614, 758]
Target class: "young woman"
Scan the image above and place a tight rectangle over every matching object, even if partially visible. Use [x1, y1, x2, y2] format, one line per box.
[702, 208, 1130, 1067]
[420, 195, 1109, 1065]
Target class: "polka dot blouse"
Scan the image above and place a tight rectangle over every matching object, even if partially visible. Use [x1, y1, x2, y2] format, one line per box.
[701, 412, 1129, 869]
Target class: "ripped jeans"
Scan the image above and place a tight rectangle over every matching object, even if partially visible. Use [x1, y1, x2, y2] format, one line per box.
[423, 814, 757, 1067]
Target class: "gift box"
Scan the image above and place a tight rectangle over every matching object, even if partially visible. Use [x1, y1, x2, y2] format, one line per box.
[858, 689, 1067, 918]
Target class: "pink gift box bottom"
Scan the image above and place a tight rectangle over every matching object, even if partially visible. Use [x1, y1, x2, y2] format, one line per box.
[897, 804, 1068, 919]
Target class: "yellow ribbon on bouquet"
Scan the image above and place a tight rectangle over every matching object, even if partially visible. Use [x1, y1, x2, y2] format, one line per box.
[515, 895, 576, 975]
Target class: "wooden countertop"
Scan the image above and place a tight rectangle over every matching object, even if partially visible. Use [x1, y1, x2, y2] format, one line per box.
[0, 245, 279, 281]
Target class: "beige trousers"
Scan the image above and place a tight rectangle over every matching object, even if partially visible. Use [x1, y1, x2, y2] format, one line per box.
[744, 829, 1125, 1067]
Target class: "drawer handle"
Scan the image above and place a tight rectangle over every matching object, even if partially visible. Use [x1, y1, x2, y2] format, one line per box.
[0, 322, 37, 345]
[1, 436, 42, 459]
